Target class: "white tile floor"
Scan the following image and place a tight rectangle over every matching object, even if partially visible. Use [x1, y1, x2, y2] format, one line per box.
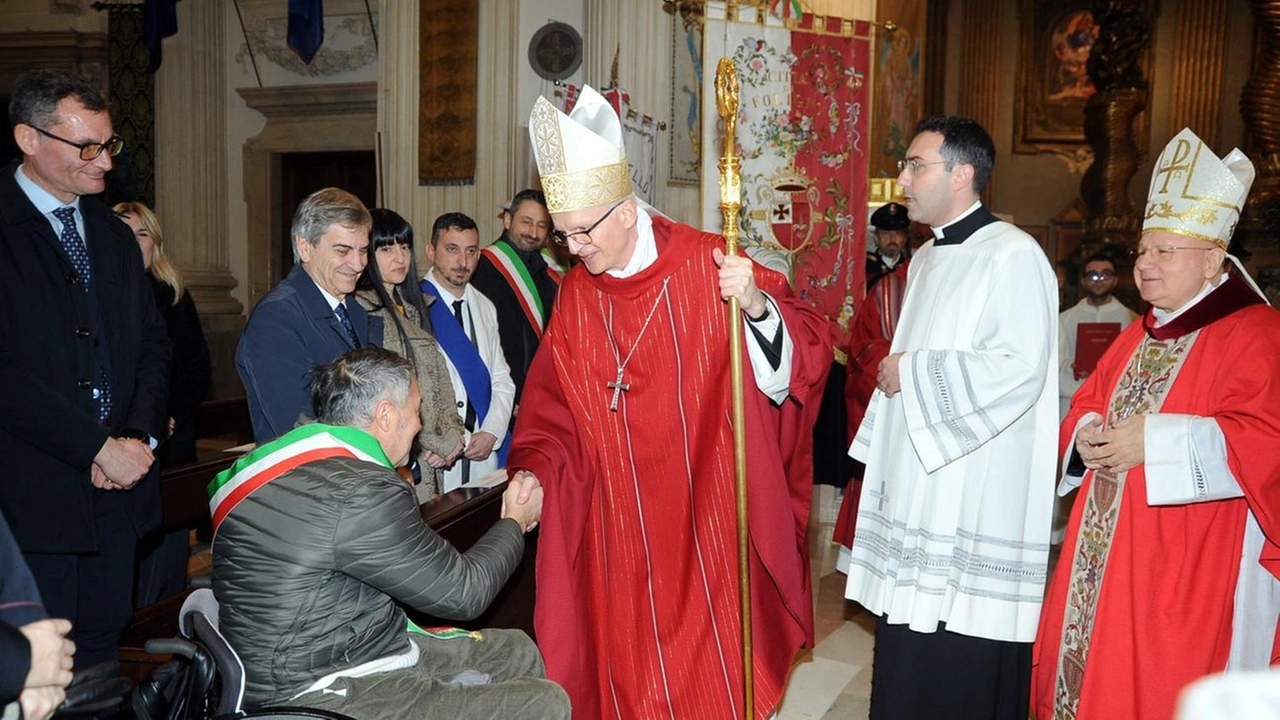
[775, 485, 874, 720]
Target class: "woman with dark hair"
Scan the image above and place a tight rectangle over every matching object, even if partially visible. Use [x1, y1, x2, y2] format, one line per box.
[354, 208, 465, 499]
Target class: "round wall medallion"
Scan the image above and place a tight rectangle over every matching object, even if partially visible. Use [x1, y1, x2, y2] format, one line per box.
[528, 22, 583, 81]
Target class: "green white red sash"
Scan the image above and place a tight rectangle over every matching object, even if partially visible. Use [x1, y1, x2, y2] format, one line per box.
[540, 248, 565, 286]
[483, 240, 547, 336]
[207, 424, 391, 535]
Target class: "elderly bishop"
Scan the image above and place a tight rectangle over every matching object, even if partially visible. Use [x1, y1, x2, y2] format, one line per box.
[508, 86, 831, 719]
[1031, 129, 1280, 720]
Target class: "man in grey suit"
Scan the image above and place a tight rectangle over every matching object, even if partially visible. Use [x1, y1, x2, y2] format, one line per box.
[236, 187, 383, 443]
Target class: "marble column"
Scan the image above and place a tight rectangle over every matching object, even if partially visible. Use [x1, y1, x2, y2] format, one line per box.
[154, 0, 240, 317]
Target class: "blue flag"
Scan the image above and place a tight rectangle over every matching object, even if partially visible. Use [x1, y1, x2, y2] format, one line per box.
[288, 0, 325, 63]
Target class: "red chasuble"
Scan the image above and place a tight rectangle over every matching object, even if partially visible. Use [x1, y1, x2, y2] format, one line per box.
[1031, 275, 1280, 720]
[508, 216, 830, 719]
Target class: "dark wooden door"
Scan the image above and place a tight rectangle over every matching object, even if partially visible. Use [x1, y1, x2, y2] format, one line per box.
[277, 150, 377, 283]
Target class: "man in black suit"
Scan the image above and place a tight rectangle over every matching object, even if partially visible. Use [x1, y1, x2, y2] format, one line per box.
[236, 187, 383, 443]
[0, 69, 171, 668]
[470, 188, 557, 407]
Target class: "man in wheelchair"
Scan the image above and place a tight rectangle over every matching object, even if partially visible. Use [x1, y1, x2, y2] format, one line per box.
[209, 347, 568, 719]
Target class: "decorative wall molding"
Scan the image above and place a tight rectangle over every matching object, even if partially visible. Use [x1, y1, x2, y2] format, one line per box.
[0, 32, 107, 91]
[233, 0, 377, 79]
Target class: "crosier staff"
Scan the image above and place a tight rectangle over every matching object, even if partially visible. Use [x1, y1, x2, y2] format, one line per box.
[715, 56, 753, 720]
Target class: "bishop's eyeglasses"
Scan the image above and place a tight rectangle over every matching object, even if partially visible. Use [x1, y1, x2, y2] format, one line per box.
[32, 126, 124, 161]
[550, 200, 624, 247]
[1128, 246, 1215, 262]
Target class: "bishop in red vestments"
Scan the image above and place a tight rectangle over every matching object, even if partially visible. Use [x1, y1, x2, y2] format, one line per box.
[513, 86, 831, 719]
[1032, 129, 1280, 720]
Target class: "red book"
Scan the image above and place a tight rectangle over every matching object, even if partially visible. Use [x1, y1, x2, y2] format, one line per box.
[1075, 322, 1123, 377]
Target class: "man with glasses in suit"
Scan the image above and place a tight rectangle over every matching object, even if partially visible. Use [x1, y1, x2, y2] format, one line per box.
[0, 68, 171, 670]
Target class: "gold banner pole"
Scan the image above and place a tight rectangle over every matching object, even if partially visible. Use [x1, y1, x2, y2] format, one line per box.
[715, 56, 753, 720]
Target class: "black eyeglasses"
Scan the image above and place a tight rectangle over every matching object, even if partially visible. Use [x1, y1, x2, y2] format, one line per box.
[550, 200, 624, 247]
[31, 126, 124, 161]
[1083, 270, 1115, 282]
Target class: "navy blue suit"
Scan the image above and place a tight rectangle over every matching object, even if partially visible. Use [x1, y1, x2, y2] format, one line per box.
[236, 265, 383, 444]
[0, 510, 46, 706]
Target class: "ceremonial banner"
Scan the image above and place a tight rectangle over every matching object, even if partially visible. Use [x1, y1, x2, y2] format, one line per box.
[702, 5, 872, 348]
[669, 12, 704, 185]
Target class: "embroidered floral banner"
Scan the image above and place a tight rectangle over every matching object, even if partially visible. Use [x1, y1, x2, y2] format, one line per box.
[701, 5, 872, 347]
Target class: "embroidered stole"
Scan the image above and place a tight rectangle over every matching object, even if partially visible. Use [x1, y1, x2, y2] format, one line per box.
[207, 424, 391, 535]
[482, 240, 549, 336]
[1053, 331, 1199, 719]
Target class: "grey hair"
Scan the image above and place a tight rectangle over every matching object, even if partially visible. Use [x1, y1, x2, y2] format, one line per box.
[9, 69, 108, 130]
[290, 187, 372, 262]
[311, 347, 414, 429]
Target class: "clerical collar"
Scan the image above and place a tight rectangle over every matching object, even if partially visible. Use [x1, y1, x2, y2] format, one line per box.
[608, 203, 658, 279]
[1144, 272, 1264, 340]
[931, 201, 997, 246]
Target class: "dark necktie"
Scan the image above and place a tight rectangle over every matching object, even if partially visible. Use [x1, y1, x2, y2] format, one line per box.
[53, 206, 110, 422]
[452, 298, 476, 484]
[334, 300, 360, 347]
[52, 206, 92, 287]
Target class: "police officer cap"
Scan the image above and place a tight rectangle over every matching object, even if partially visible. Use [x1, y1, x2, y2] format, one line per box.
[870, 202, 910, 232]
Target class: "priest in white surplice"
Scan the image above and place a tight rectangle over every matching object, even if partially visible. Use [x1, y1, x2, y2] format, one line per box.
[845, 116, 1059, 720]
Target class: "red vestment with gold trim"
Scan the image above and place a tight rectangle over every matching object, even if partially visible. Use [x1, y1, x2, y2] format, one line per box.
[1031, 278, 1280, 720]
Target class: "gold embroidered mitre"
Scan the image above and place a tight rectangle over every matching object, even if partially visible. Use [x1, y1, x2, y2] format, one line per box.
[528, 85, 632, 214]
[1143, 127, 1255, 249]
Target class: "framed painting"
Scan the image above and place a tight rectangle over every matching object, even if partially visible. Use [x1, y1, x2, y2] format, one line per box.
[1014, 0, 1100, 154]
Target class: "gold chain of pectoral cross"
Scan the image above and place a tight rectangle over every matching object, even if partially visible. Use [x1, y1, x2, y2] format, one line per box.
[603, 278, 671, 411]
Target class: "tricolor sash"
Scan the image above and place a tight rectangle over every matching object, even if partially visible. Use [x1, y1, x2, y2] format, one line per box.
[540, 247, 565, 286]
[207, 424, 391, 535]
[419, 280, 494, 428]
[482, 239, 549, 336]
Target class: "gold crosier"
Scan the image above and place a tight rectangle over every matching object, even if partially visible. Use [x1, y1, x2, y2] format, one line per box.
[715, 57, 753, 720]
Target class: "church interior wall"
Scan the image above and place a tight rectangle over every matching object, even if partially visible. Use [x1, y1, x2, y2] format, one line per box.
[0, 0, 1269, 400]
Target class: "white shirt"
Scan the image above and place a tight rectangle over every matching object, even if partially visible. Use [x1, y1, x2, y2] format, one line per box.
[14, 165, 85, 241]
[424, 272, 516, 492]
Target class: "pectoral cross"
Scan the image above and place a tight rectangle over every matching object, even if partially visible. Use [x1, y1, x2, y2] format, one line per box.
[607, 367, 631, 411]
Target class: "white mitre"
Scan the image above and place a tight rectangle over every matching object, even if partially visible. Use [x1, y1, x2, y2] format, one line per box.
[1142, 127, 1255, 250]
[528, 85, 632, 214]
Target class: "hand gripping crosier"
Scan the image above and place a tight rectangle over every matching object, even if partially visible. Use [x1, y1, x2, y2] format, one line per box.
[715, 56, 753, 720]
